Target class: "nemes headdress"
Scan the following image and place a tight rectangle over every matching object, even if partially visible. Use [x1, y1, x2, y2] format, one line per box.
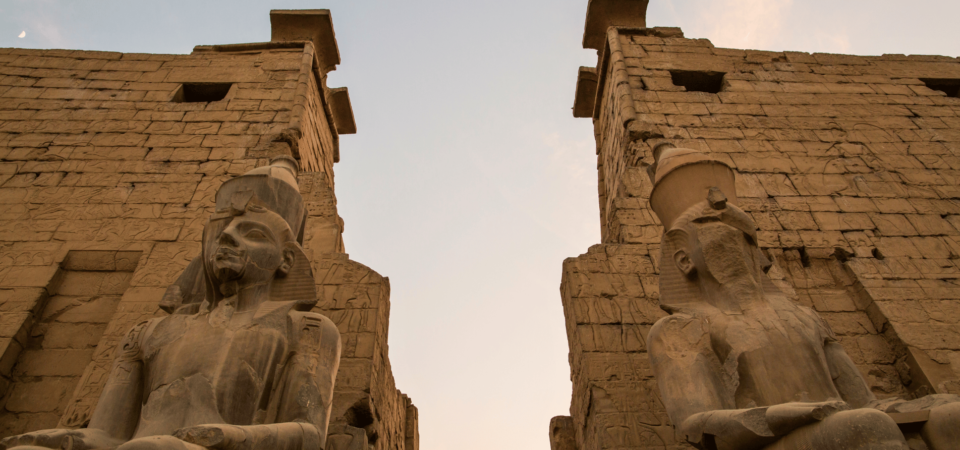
[648, 144, 776, 313]
[161, 156, 319, 313]
[212, 156, 306, 242]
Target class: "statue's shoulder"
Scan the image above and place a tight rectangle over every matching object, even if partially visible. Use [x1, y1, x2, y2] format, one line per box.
[649, 312, 708, 348]
[652, 311, 699, 326]
[775, 299, 838, 342]
[652, 310, 706, 329]
[117, 316, 165, 360]
[286, 310, 341, 354]
[286, 309, 337, 328]
[771, 294, 821, 318]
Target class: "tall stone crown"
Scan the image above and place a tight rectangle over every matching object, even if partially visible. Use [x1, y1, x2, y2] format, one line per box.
[648, 145, 738, 231]
[212, 155, 307, 244]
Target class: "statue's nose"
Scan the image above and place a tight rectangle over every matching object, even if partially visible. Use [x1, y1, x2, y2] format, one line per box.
[219, 231, 240, 248]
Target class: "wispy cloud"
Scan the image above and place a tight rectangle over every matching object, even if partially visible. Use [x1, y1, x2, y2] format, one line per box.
[17, 0, 67, 47]
[696, 0, 795, 50]
[27, 15, 66, 47]
[540, 132, 599, 245]
[666, 0, 852, 54]
[812, 29, 851, 54]
[543, 132, 594, 189]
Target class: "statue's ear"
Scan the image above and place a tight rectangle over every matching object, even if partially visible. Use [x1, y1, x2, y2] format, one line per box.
[666, 229, 696, 277]
[673, 249, 695, 277]
[278, 242, 297, 276]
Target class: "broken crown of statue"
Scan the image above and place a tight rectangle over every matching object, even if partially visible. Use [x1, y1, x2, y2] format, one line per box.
[0, 156, 342, 450]
[161, 155, 318, 314]
[644, 144, 960, 450]
[648, 143, 770, 313]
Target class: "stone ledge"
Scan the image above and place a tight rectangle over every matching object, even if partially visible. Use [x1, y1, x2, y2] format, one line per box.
[582, 0, 649, 50]
[270, 9, 340, 73]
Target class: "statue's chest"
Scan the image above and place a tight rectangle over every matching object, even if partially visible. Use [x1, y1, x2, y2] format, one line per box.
[710, 312, 838, 406]
[142, 315, 289, 398]
[713, 312, 821, 356]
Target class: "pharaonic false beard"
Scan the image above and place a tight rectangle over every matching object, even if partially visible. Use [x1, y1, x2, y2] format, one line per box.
[699, 223, 764, 301]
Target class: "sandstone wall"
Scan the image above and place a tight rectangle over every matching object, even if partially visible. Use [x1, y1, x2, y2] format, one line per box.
[561, 26, 960, 450]
[0, 250, 141, 436]
[0, 42, 417, 449]
[313, 253, 414, 450]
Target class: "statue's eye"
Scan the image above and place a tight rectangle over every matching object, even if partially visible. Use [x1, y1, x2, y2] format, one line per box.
[245, 229, 268, 240]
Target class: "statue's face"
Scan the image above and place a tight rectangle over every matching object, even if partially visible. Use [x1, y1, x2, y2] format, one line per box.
[211, 212, 289, 286]
[691, 221, 765, 296]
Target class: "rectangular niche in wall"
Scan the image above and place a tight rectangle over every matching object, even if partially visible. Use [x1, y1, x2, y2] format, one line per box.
[0, 250, 141, 438]
[670, 70, 725, 94]
[172, 83, 233, 103]
[920, 78, 960, 98]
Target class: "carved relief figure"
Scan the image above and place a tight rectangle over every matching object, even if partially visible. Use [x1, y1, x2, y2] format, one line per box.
[1, 156, 341, 450]
[645, 145, 960, 450]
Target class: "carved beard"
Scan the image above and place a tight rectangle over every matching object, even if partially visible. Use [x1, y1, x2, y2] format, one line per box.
[699, 223, 762, 299]
[213, 246, 247, 281]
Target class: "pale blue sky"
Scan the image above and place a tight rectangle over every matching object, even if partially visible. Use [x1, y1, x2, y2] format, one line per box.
[2, 1, 960, 449]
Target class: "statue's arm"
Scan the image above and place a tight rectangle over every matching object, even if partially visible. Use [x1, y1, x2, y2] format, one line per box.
[174, 311, 342, 450]
[823, 339, 874, 408]
[87, 319, 151, 440]
[649, 315, 764, 448]
[651, 313, 853, 449]
[800, 306, 874, 408]
[649, 315, 827, 450]
[274, 311, 341, 428]
[648, 315, 730, 431]
[0, 320, 152, 450]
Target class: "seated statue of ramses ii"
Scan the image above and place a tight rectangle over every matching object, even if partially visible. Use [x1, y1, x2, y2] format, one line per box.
[645, 145, 960, 450]
[1, 156, 342, 450]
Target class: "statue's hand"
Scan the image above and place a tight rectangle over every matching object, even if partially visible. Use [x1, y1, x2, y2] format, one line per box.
[681, 407, 772, 447]
[174, 424, 246, 450]
[680, 401, 850, 450]
[0, 428, 122, 450]
[766, 400, 847, 435]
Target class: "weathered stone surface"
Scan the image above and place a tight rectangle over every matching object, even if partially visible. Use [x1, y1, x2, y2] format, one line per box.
[13, 350, 95, 377]
[562, 3, 960, 448]
[4, 379, 79, 413]
[0, 9, 416, 450]
[550, 416, 577, 450]
[41, 324, 107, 349]
[4, 158, 344, 450]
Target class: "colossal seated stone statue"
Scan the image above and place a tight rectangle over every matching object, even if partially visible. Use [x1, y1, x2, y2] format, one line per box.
[645, 145, 960, 450]
[1, 157, 341, 450]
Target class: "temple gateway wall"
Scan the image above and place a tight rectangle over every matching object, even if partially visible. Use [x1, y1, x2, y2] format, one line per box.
[0, 10, 417, 450]
[557, 8, 960, 450]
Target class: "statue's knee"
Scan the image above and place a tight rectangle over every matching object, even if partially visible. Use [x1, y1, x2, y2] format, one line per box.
[765, 409, 907, 450]
[922, 402, 960, 450]
[116, 437, 173, 450]
[826, 410, 906, 448]
[115, 436, 198, 450]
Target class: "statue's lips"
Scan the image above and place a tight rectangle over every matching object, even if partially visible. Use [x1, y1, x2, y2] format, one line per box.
[215, 253, 243, 262]
[212, 248, 246, 279]
[214, 248, 245, 262]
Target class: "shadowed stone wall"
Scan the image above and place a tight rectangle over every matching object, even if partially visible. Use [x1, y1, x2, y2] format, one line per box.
[0, 14, 418, 450]
[559, 21, 960, 450]
[0, 250, 140, 436]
